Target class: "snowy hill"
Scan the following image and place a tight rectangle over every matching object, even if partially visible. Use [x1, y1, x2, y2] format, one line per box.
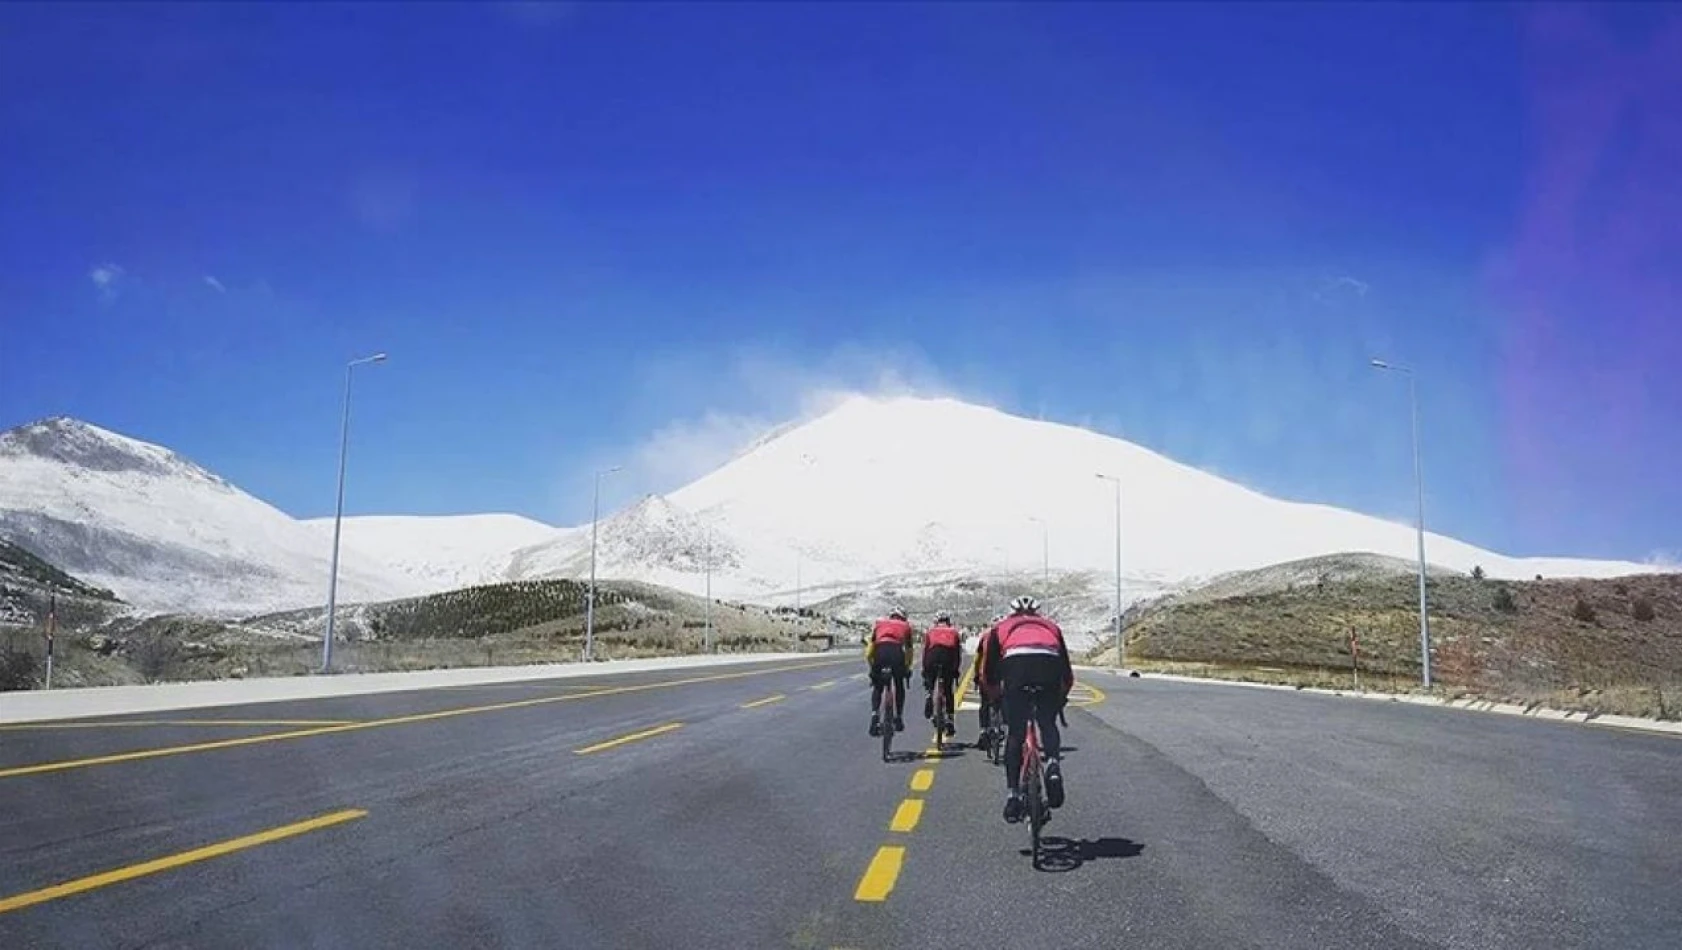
[509, 396, 1660, 623]
[0, 418, 417, 616]
[304, 514, 564, 592]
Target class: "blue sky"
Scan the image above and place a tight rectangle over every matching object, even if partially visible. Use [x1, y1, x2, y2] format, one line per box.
[1, 2, 1677, 562]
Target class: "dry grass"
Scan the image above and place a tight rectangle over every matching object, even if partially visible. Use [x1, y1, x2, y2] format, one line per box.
[1087, 570, 1682, 721]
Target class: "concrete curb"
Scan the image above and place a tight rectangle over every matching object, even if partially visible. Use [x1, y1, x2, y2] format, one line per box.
[0, 653, 818, 724]
[1072, 664, 1682, 739]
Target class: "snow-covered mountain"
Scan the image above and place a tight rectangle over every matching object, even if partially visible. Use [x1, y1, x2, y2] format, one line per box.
[0, 418, 418, 616]
[1, 400, 1660, 623]
[508, 395, 1661, 618]
[304, 513, 564, 592]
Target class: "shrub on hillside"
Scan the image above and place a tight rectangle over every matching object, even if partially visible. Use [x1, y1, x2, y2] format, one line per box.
[1471, 565, 1485, 581]
[0, 645, 39, 691]
[1571, 598, 1597, 624]
[1492, 585, 1517, 613]
[1632, 598, 1656, 622]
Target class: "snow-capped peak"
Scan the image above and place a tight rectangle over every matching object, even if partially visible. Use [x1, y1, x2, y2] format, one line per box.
[0, 417, 228, 487]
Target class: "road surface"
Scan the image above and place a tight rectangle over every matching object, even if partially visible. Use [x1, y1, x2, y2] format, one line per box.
[2, 656, 1679, 949]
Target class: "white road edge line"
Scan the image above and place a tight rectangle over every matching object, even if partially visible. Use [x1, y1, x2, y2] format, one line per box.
[1074, 665, 1682, 738]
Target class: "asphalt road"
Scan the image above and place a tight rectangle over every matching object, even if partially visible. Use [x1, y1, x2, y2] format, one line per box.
[2, 657, 1679, 949]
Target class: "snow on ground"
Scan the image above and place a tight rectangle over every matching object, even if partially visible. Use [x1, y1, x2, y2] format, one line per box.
[304, 513, 564, 593]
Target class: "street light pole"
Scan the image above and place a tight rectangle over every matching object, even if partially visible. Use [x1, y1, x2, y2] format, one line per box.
[1095, 473, 1123, 670]
[1372, 359, 1432, 689]
[584, 465, 620, 662]
[704, 522, 713, 654]
[322, 352, 387, 673]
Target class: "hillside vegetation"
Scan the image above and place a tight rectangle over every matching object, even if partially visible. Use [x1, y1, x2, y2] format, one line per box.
[3, 574, 833, 690]
[1087, 556, 1682, 720]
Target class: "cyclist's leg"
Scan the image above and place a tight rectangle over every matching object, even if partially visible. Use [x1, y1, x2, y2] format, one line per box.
[1000, 683, 1029, 793]
[941, 662, 957, 718]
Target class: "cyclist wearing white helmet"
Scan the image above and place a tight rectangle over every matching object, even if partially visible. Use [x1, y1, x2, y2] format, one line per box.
[978, 595, 1073, 823]
[866, 606, 915, 737]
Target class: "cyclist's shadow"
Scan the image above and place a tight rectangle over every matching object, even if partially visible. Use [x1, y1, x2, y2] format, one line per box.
[884, 748, 966, 764]
[1022, 836, 1145, 873]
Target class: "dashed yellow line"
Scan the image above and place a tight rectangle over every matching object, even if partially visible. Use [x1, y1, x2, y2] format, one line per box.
[740, 694, 786, 709]
[852, 846, 905, 902]
[0, 659, 845, 781]
[573, 722, 683, 755]
[0, 809, 366, 915]
[888, 799, 924, 833]
[910, 769, 934, 792]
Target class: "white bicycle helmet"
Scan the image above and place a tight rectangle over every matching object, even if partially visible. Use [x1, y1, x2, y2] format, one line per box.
[934, 612, 952, 625]
[888, 606, 907, 621]
[1009, 595, 1040, 615]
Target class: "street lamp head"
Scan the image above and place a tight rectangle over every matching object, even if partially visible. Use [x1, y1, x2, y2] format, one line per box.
[1369, 358, 1389, 369]
[369, 353, 388, 363]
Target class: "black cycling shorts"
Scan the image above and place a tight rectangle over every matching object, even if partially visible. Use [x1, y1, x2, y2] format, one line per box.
[922, 644, 960, 681]
[871, 641, 908, 681]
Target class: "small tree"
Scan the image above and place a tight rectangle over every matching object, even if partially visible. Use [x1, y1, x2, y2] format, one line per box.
[1492, 585, 1517, 613]
[1571, 598, 1597, 624]
[1471, 565, 1486, 581]
[1632, 598, 1656, 622]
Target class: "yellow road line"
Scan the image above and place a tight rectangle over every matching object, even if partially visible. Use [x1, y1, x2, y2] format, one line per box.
[0, 719, 356, 731]
[888, 799, 924, 833]
[0, 808, 366, 915]
[909, 769, 934, 792]
[574, 722, 683, 755]
[740, 694, 786, 709]
[852, 845, 905, 902]
[0, 658, 846, 781]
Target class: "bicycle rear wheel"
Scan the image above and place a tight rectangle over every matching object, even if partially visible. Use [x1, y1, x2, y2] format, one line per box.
[934, 681, 948, 752]
[880, 684, 894, 762]
[1025, 749, 1044, 868]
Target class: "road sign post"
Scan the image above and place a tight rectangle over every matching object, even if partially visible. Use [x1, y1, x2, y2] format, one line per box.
[43, 594, 56, 690]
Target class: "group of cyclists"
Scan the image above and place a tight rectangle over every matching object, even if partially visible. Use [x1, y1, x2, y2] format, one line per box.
[864, 595, 1074, 823]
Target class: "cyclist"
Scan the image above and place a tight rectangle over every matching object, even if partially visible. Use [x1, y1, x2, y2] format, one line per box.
[970, 613, 1004, 749]
[920, 612, 962, 735]
[979, 595, 1073, 823]
[867, 606, 914, 737]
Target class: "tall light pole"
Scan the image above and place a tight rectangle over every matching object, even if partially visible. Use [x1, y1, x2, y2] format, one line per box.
[1095, 473, 1123, 670]
[321, 352, 387, 673]
[704, 522, 714, 654]
[794, 452, 815, 616]
[1371, 358, 1432, 689]
[584, 465, 621, 662]
[1027, 516, 1049, 587]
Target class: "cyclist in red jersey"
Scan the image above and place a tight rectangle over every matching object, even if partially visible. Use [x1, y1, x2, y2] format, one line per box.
[868, 607, 915, 737]
[979, 595, 1073, 822]
[920, 612, 962, 733]
[970, 614, 1004, 748]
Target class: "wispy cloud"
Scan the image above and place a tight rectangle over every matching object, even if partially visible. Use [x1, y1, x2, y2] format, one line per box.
[557, 341, 980, 522]
[202, 275, 226, 293]
[88, 263, 124, 301]
[1311, 274, 1370, 305]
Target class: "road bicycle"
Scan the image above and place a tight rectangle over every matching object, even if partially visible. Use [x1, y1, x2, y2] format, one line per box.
[1018, 684, 1053, 867]
[877, 671, 903, 762]
[932, 676, 951, 752]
